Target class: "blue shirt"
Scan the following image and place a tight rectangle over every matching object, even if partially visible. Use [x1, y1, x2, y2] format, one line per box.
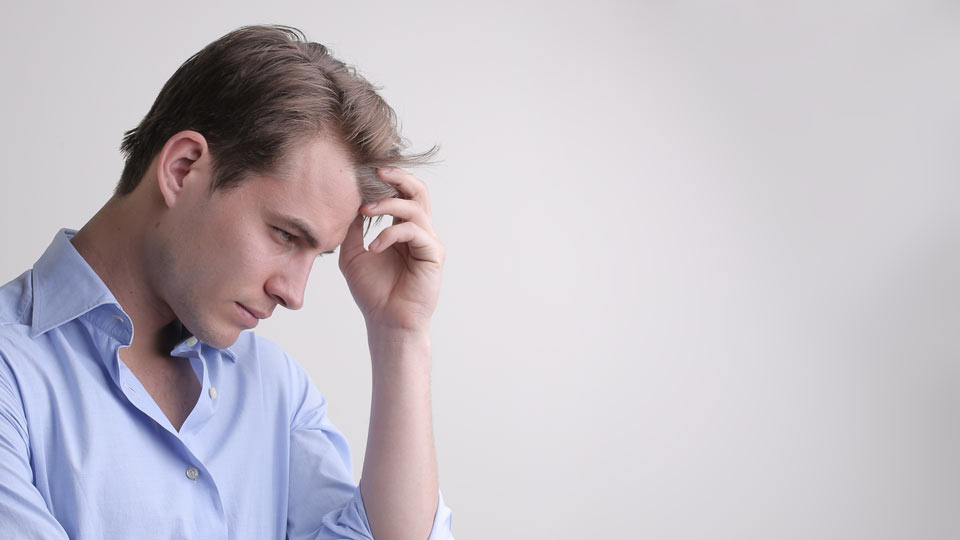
[0, 229, 453, 539]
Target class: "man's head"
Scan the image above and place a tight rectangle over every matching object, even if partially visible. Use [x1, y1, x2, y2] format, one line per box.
[145, 132, 362, 348]
[110, 25, 434, 348]
[117, 24, 434, 205]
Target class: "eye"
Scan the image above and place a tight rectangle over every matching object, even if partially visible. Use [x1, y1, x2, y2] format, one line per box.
[272, 226, 295, 244]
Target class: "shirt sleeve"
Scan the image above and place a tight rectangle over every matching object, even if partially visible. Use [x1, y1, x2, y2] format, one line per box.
[283, 355, 454, 540]
[0, 349, 70, 540]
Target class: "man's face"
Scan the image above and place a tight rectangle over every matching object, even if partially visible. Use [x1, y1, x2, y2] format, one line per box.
[150, 136, 362, 349]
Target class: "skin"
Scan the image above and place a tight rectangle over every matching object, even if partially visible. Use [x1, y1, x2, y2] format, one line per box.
[71, 130, 443, 540]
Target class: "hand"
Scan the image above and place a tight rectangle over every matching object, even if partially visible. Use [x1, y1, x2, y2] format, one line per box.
[338, 167, 445, 335]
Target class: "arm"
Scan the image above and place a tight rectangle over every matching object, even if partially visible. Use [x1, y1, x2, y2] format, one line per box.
[339, 167, 447, 540]
[362, 330, 437, 539]
[284, 350, 453, 540]
[0, 350, 70, 540]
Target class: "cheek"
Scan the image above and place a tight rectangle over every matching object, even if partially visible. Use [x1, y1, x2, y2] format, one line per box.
[198, 213, 257, 270]
[209, 230, 277, 289]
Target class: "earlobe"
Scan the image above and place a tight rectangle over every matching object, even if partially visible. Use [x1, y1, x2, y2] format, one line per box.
[156, 130, 210, 208]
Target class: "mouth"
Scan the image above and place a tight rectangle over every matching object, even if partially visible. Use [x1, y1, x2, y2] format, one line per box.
[235, 302, 266, 328]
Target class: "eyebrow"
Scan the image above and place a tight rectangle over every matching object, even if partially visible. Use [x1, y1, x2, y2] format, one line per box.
[279, 215, 336, 255]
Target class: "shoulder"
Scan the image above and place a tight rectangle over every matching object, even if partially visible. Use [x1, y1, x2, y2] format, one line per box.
[226, 331, 323, 426]
[0, 269, 33, 328]
[226, 330, 313, 391]
[0, 270, 41, 374]
[0, 272, 37, 412]
[228, 330, 286, 361]
[228, 331, 301, 375]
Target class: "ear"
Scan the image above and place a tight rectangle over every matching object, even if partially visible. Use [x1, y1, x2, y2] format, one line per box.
[156, 130, 210, 208]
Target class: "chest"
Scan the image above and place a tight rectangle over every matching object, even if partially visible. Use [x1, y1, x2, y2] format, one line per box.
[16, 338, 289, 540]
[130, 356, 203, 432]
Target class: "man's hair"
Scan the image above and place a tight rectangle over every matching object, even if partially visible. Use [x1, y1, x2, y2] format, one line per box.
[116, 25, 435, 204]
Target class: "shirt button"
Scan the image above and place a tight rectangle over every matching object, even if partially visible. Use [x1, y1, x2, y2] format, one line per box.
[209, 387, 217, 399]
[185, 337, 198, 347]
[185, 466, 200, 481]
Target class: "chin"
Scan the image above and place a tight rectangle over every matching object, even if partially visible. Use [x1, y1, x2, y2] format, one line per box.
[204, 329, 243, 349]
[204, 334, 242, 350]
[183, 321, 243, 350]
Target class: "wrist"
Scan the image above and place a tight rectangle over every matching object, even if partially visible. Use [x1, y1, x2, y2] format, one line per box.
[367, 327, 431, 363]
[366, 323, 430, 345]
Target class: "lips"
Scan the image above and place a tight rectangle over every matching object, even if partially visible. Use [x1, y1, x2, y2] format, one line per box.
[236, 303, 269, 328]
[239, 304, 270, 320]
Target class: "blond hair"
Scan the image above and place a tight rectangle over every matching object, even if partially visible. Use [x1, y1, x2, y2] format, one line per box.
[117, 25, 436, 206]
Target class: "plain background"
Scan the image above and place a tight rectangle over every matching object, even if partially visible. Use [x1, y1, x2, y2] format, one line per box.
[2, 1, 959, 538]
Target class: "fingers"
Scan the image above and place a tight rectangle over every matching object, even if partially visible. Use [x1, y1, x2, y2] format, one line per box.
[359, 197, 434, 234]
[369, 221, 444, 265]
[346, 167, 443, 264]
[377, 167, 431, 215]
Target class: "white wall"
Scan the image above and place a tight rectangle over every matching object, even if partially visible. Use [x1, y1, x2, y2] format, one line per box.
[2, 1, 958, 538]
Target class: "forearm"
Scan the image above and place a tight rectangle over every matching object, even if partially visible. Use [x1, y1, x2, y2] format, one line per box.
[360, 329, 439, 540]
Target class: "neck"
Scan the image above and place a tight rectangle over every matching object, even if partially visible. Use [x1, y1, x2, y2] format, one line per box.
[71, 193, 180, 358]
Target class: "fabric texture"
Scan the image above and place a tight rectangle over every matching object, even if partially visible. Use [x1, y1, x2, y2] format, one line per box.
[0, 229, 454, 539]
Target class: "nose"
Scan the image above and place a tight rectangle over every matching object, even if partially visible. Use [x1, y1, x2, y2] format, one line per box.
[265, 257, 313, 310]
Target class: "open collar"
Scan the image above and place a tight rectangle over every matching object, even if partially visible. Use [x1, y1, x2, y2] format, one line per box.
[30, 229, 123, 337]
[28, 229, 238, 362]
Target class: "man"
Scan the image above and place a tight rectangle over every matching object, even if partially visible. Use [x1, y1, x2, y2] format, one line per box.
[0, 25, 453, 540]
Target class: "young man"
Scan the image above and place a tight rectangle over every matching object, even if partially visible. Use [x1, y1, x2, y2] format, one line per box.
[0, 26, 453, 540]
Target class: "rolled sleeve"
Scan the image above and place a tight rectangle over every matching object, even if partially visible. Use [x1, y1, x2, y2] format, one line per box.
[285, 354, 454, 540]
[339, 486, 454, 540]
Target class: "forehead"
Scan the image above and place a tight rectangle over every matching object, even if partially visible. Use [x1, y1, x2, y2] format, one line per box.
[246, 136, 361, 245]
[274, 136, 358, 198]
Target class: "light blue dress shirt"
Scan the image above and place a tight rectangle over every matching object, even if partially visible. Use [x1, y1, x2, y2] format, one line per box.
[0, 229, 453, 539]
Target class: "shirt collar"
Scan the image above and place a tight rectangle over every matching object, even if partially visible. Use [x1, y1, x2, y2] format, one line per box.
[29, 228, 238, 362]
[30, 228, 124, 337]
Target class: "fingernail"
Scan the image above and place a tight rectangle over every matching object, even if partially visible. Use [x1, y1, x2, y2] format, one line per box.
[369, 238, 381, 250]
[366, 201, 378, 209]
[378, 167, 393, 174]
